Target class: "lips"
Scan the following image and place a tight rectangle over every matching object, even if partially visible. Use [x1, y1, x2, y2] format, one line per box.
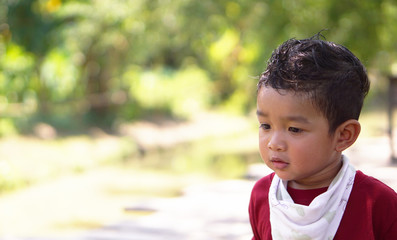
[270, 157, 289, 169]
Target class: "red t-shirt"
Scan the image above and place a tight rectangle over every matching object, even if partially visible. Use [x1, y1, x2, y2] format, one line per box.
[249, 171, 397, 240]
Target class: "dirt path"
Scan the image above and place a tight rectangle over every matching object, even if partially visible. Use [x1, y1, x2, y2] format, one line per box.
[0, 167, 215, 238]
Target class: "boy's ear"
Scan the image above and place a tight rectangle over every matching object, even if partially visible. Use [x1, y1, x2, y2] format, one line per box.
[334, 119, 361, 152]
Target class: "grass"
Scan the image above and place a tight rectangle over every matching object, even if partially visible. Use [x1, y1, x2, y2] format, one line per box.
[0, 135, 137, 194]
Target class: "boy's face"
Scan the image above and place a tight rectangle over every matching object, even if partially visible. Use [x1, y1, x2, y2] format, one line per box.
[256, 87, 342, 189]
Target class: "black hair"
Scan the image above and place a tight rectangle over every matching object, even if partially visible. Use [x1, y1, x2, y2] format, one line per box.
[257, 34, 370, 133]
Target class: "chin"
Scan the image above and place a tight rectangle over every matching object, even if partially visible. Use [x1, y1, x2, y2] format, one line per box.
[274, 172, 293, 181]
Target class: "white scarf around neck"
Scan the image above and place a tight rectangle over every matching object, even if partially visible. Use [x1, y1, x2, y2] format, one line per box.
[269, 156, 356, 240]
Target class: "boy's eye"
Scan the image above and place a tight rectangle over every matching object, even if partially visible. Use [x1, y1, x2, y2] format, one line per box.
[288, 127, 302, 133]
[260, 124, 271, 130]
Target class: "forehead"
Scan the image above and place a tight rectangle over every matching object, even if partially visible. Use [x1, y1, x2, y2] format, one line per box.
[257, 87, 322, 119]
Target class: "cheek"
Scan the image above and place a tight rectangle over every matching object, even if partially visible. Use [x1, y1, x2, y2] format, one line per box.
[289, 137, 323, 158]
[258, 135, 269, 159]
[258, 133, 267, 147]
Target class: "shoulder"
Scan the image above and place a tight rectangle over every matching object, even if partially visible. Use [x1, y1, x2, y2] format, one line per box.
[354, 170, 397, 198]
[352, 170, 397, 207]
[252, 173, 275, 193]
[353, 170, 397, 239]
[249, 173, 275, 240]
[250, 172, 275, 202]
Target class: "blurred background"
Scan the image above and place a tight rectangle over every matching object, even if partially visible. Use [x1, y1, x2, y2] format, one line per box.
[0, 0, 397, 239]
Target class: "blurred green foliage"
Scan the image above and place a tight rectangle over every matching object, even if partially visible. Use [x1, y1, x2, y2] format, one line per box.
[0, 0, 397, 135]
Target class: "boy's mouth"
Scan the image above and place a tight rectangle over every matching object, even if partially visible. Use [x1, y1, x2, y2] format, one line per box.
[270, 157, 289, 169]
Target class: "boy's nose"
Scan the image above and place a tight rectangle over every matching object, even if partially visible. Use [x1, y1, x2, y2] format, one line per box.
[267, 133, 286, 151]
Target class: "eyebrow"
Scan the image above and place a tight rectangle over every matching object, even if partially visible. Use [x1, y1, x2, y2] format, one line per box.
[256, 110, 266, 117]
[256, 110, 310, 124]
[286, 116, 310, 124]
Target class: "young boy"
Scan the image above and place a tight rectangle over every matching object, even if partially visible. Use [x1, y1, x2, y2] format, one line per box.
[249, 36, 397, 240]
